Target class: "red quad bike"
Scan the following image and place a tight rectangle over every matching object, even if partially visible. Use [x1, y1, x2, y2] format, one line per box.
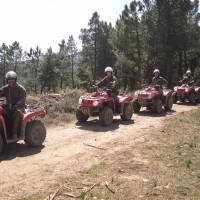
[132, 85, 173, 114]
[172, 84, 200, 104]
[0, 102, 46, 153]
[76, 86, 133, 126]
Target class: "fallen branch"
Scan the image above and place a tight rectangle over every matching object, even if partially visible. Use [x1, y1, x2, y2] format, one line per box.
[84, 182, 98, 194]
[105, 181, 115, 194]
[44, 189, 59, 200]
[62, 182, 98, 199]
[83, 143, 107, 150]
[62, 192, 79, 198]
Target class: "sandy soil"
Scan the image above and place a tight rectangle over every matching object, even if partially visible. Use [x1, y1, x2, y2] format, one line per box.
[0, 103, 198, 200]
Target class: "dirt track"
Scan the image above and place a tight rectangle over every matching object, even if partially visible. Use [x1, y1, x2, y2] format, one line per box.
[0, 103, 198, 200]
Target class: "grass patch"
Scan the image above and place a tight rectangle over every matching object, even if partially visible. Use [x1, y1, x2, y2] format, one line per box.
[20, 193, 46, 200]
[24, 107, 200, 200]
[86, 162, 107, 177]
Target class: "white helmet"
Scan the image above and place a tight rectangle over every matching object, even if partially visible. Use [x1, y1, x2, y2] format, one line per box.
[5, 71, 17, 80]
[153, 69, 160, 74]
[186, 70, 191, 75]
[104, 66, 113, 73]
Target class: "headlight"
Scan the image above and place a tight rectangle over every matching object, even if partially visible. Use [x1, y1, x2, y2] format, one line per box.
[78, 97, 82, 105]
[134, 90, 139, 98]
[147, 93, 156, 99]
[92, 99, 102, 107]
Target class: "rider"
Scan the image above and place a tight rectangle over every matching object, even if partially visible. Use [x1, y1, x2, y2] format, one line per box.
[152, 69, 168, 92]
[0, 71, 26, 139]
[180, 69, 194, 85]
[96, 66, 119, 99]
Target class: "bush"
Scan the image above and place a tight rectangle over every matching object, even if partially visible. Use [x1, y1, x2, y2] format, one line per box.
[27, 88, 85, 126]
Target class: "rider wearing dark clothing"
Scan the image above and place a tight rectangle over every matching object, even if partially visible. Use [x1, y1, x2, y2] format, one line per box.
[152, 76, 168, 87]
[180, 70, 194, 85]
[0, 71, 26, 139]
[96, 67, 119, 99]
[152, 69, 168, 93]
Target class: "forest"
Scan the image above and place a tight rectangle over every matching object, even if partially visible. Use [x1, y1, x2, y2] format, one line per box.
[0, 0, 200, 94]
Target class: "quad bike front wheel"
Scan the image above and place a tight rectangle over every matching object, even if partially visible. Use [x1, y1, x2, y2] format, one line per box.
[152, 99, 162, 114]
[24, 120, 46, 147]
[99, 107, 113, 126]
[164, 95, 173, 111]
[120, 103, 133, 120]
[0, 134, 4, 153]
[76, 109, 89, 122]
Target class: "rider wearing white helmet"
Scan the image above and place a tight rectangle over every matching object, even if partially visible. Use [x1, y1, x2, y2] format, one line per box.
[152, 69, 168, 91]
[180, 69, 194, 85]
[96, 66, 119, 99]
[0, 71, 26, 139]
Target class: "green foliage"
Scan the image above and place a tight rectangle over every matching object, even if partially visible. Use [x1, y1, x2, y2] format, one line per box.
[0, 0, 200, 91]
[152, 178, 158, 187]
[27, 88, 85, 126]
[87, 163, 107, 177]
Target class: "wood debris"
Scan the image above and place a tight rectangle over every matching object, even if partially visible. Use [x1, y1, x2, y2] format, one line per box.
[105, 181, 115, 194]
[83, 143, 107, 150]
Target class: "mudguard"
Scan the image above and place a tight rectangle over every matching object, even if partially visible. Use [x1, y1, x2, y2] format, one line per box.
[21, 107, 46, 137]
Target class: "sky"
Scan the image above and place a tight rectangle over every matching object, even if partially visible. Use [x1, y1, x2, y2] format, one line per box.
[1, 0, 133, 53]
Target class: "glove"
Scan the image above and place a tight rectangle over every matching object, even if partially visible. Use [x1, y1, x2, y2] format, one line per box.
[107, 82, 113, 89]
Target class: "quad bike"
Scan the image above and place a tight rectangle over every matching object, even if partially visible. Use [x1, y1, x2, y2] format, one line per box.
[76, 86, 133, 126]
[0, 102, 46, 153]
[132, 85, 173, 114]
[172, 84, 200, 104]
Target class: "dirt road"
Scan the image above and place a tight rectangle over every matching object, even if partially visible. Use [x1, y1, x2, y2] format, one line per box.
[0, 103, 198, 200]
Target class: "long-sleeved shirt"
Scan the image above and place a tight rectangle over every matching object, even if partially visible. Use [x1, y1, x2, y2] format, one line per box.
[97, 75, 118, 93]
[152, 76, 168, 87]
[0, 82, 26, 109]
[180, 75, 194, 85]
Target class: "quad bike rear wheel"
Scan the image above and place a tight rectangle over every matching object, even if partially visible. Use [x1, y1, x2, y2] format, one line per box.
[196, 92, 200, 103]
[76, 109, 89, 122]
[0, 134, 4, 153]
[132, 100, 141, 112]
[152, 99, 162, 114]
[188, 93, 195, 104]
[164, 95, 173, 111]
[120, 103, 133, 120]
[24, 120, 46, 147]
[99, 107, 113, 126]
[172, 92, 178, 104]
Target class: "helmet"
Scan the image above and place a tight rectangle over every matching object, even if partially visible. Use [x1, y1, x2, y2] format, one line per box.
[104, 66, 113, 73]
[186, 70, 191, 75]
[153, 69, 160, 74]
[5, 71, 17, 81]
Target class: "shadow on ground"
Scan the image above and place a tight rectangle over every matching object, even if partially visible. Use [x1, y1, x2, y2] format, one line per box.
[75, 118, 134, 132]
[0, 143, 45, 161]
[133, 108, 176, 117]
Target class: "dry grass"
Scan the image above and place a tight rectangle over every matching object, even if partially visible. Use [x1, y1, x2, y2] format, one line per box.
[25, 107, 200, 200]
[27, 88, 85, 127]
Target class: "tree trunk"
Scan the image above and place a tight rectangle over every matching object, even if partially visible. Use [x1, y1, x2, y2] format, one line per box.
[184, 51, 188, 71]
[135, 13, 141, 87]
[178, 51, 183, 79]
[71, 55, 75, 88]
